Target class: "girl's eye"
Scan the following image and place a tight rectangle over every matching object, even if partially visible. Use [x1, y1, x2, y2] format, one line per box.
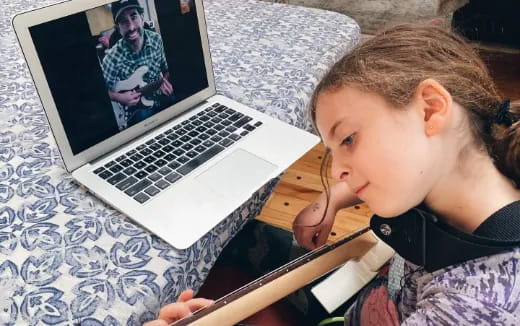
[341, 133, 356, 146]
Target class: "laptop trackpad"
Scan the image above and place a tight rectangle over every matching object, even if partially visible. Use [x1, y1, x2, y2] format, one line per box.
[196, 149, 277, 199]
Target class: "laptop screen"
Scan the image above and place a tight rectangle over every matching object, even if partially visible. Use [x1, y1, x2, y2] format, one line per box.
[29, 0, 209, 155]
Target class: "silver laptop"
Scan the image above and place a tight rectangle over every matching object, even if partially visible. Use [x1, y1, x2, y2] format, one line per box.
[13, 0, 319, 249]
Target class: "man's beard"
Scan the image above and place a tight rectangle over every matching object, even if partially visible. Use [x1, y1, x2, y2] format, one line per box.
[124, 27, 143, 43]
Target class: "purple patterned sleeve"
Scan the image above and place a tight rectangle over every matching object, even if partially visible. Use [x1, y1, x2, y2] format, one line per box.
[399, 249, 520, 325]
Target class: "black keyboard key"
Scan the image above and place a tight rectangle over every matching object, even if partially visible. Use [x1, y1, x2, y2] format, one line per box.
[206, 129, 217, 136]
[140, 148, 152, 156]
[220, 138, 234, 147]
[136, 144, 146, 150]
[210, 135, 223, 142]
[134, 161, 146, 169]
[181, 143, 194, 151]
[243, 124, 256, 132]
[125, 179, 152, 196]
[214, 105, 226, 113]
[99, 170, 113, 179]
[116, 176, 138, 190]
[155, 134, 165, 140]
[198, 134, 210, 140]
[207, 111, 217, 117]
[181, 120, 189, 125]
[229, 133, 241, 141]
[218, 130, 230, 137]
[171, 140, 183, 147]
[145, 165, 158, 173]
[167, 133, 178, 140]
[144, 186, 160, 197]
[184, 124, 195, 131]
[188, 131, 199, 137]
[228, 113, 243, 121]
[120, 159, 133, 167]
[214, 124, 224, 131]
[234, 116, 253, 128]
[186, 151, 198, 158]
[202, 140, 214, 147]
[146, 139, 155, 145]
[148, 172, 162, 181]
[196, 126, 207, 133]
[199, 115, 210, 122]
[192, 120, 203, 126]
[127, 149, 136, 155]
[109, 165, 124, 173]
[203, 121, 214, 128]
[211, 117, 222, 124]
[177, 145, 224, 175]
[218, 112, 230, 119]
[190, 139, 202, 145]
[123, 166, 138, 175]
[175, 129, 187, 137]
[194, 145, 206, 153]
[115, 155, 126, 162]
[104, 161, 116, 169]
[221, 120, 232, 126]
[149, 143, 161, 151]
[212, 102, 221, 108]
[168, 161, 181, 169]
[165, 129, 173, 135]
[155, 159, 167, 167]
[158, 166, 172, 176]
[173, 125, 182, 130]
[177, 156, 190, 164]
[154, 150, 166, 158]
[135, 171, 148, 179]
[93, 167, 105, 174]
[107, 173, 126, 185]
[130, 153, 144, 162]
[164, 154, 177, 162]
[254, 121, 263, 127]
[158, 138, 169, 146]
[165, 172, 182, 184]
[240, 131, 249, 136]
[173, 149, 185, 156]
[134, 192, 150, 203]
[143, 156, 157, 164]
[162, 145, 174, 152]
[155, 179, 170, 190]
[180, 135, 191, 142]
[225, 108, 236, 115]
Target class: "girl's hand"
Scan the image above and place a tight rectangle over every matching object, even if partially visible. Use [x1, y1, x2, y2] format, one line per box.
[293, 191, 337, 250]
[144, 289, 214, 326]
[293, 182, 360, 250]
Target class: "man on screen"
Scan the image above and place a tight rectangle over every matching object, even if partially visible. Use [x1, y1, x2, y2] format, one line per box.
[102, 0, 174, 130]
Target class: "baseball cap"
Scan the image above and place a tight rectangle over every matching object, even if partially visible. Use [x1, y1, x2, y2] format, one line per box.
[111, 0, 144, 24]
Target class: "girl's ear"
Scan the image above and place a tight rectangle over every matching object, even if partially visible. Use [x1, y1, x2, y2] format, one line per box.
[414, 78, 453, 136]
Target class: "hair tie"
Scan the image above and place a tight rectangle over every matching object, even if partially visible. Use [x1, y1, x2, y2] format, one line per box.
[495, 99, 513, 127]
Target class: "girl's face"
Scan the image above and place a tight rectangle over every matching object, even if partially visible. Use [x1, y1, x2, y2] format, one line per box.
[315, 86, 441, 217]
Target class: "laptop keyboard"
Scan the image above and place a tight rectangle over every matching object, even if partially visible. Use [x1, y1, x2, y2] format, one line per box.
[92, 103, 263, 203]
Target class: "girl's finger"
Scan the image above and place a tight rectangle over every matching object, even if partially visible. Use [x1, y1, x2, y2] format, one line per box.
[177, 289, 194, 302]
[186, 298, 215, 312]
[157, 302, 192, 323]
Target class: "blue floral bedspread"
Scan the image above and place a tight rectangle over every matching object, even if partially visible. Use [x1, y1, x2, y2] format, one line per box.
[0, 0, 359, 324]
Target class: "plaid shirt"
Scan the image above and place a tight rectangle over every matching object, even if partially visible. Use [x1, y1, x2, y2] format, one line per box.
[102, 29, 168, 109]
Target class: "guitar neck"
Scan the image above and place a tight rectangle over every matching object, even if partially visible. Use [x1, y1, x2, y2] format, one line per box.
[171, 226, 375, 326]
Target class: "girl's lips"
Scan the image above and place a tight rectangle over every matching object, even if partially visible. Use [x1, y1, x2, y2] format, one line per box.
[354, 183, 369, 196]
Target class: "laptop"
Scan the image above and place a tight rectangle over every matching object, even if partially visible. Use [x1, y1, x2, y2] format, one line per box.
[13, 0, 319, 249]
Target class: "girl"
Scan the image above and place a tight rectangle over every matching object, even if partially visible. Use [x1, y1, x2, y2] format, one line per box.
[146, 23, 520, 325]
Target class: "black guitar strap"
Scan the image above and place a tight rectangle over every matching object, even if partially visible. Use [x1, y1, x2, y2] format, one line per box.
[370, 201, 520, 272]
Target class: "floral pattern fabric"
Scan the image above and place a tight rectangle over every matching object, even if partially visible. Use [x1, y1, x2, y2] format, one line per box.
[0, 0, 359, 324]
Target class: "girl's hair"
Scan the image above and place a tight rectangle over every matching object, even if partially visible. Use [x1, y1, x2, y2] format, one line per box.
[310, 23, 520, 189]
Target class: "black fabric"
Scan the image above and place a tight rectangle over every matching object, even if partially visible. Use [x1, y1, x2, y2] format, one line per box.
[370, 200, 520, 272]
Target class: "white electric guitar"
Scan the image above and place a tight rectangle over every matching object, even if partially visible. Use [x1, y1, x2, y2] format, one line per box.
[111, 65, 164, 129]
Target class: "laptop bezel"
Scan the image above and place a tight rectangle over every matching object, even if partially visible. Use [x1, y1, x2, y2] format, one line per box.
[12, 0, 216, 172]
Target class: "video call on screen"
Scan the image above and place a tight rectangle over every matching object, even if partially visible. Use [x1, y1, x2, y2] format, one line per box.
[30, 0, 208, 155]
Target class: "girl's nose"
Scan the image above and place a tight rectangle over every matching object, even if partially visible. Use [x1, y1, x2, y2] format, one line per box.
[330, 156, 351, 181]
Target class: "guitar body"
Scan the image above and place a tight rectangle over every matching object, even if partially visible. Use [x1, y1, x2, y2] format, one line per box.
[110, 65, 164, 129]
